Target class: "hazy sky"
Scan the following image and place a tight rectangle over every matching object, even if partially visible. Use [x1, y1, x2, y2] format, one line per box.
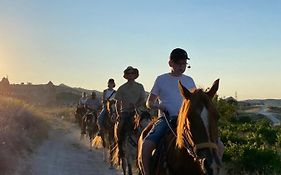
[1, 0, 280, 100]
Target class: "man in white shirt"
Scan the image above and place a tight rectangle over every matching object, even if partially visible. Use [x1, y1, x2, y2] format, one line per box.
[140, 48, 196, 175]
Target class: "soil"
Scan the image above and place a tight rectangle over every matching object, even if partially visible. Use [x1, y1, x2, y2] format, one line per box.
[26, 117, 122, 175]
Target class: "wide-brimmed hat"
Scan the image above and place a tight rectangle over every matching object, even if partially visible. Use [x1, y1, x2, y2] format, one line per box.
[123, 66, 139, 80]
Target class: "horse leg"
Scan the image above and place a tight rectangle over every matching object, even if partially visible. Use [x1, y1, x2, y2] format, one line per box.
[81, 116, 87, 135]
[128, 163, 133, 175]
[89, 137, 93, 151]
[109, 143, 115, 169]
[121, 158, 127, 175]
[80, 133, 85, 140]
[103, 148, 107, 162]
[88, 129, 94, 151]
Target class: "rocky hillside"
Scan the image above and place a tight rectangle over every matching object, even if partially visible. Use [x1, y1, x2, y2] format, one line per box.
[55, 84, 102, 106]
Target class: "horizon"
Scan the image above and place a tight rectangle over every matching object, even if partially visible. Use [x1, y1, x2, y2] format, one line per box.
[1, 1, 281, 101]
[2, 77, 281, 101]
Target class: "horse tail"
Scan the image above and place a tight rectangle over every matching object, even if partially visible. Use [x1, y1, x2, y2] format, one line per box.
[111, 143, 120, 166]
[92, 136, 103, 149]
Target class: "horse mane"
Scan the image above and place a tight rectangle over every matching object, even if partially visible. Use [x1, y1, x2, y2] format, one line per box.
[176, 88, 204, 149]
[176, 88, 220, 149]
[176, 92, 191, 149]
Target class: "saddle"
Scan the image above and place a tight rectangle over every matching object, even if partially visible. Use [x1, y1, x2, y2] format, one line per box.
[149, 117, 178, 175]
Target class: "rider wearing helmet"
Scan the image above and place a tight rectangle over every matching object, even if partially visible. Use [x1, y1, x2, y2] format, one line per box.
[140, 48, 196, 175]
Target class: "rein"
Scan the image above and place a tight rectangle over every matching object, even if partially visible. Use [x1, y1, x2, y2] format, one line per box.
[183, 120, 219, 157]
[163, 112, 198, 158]
[163, 111, 218, 160]
[195, 143, 218, 152]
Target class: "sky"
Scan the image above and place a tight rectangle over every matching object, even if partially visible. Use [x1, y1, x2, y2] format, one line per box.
[0, 0, 280, 100]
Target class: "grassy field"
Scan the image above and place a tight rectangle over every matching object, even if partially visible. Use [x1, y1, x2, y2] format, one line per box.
[0, 95, 75, 175]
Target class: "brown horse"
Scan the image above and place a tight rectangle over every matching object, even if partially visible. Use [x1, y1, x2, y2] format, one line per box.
[113, 110, 152, 175]
[92, 99, 117, 167]
[81, 110, 99, 150]
[138, 79, 222, 175]
[75, 105, 86, 128]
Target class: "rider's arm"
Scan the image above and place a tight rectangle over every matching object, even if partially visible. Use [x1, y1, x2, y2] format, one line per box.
[146, 93, 166, 111]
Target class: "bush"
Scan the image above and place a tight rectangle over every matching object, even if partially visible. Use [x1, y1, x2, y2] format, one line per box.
[239, 147, 281, 174]
[216, 97, 281, 174]
[0, 96, 49, 175]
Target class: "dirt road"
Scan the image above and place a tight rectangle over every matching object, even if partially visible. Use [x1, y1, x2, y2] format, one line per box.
[28, 118, 122, 175]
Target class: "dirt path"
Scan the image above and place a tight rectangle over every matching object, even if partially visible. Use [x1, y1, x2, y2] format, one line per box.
[28, 118, 122, 175]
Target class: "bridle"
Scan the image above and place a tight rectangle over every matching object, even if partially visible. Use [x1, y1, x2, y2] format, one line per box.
[164, 101, 220, 165]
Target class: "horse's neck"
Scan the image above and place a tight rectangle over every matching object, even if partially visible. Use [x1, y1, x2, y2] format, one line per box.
[160, 129, 205, 175]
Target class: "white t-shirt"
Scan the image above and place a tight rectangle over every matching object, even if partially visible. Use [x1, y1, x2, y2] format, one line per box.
[79, 97, 87, 106]
[150, 73, 196, 117]
[104, 89, 116, 100]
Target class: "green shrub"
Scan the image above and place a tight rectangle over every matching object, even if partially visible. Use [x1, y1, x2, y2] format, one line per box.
[239, 147, 281, 174]
[216, 97, 281, 174]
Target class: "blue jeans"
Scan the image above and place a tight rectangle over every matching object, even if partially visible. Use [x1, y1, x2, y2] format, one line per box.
[97, 107, 106, 128]
[144, 115, 177, 145]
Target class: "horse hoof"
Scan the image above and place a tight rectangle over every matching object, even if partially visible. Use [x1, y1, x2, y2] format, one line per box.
[108, 165, 114, 169]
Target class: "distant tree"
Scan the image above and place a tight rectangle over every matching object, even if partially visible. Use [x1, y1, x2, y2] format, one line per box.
[213, 95, 237, 123]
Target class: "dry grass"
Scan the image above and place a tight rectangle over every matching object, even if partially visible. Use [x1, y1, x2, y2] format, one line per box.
[0, 95, 49, 175]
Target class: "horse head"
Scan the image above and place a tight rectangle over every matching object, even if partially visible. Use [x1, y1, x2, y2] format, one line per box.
[176, 79, 221, 175]
[134, 110, 152, 131]
[106, 99, 117, 122]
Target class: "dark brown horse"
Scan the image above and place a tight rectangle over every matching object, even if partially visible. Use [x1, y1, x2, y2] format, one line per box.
[75, 105, 86, 128]
[92, 99, 117, 167]
[138, 79, 222, 175]
[81, 110, 98, 150]
[113, 110, 152, 175]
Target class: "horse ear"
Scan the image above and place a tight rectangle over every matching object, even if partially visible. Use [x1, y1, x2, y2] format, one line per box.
[178, 81, 192, 100]
[207, 79, 219, 98]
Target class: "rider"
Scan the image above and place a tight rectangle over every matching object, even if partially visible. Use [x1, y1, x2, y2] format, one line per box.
[140, 48, 196, 175]
[115, 66, 146, 157]
[76, 92, 88, 120]
[81, 91, 102, 134]
[97, 78, 116, 136]
[78, 92, 87, 108]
